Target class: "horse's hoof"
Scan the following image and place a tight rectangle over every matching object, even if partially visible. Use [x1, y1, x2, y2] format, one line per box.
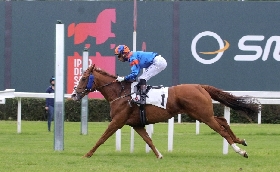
[157, 154, 163, 159]
[243, 152, 248, 158]
[242, 139, 248, 146]
[83, 154, 92, 158]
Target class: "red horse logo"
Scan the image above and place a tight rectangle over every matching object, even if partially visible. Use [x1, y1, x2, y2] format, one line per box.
[68, 9, 116, 45]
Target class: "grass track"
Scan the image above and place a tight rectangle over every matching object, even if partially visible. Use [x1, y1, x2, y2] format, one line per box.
[0, 121, 280, 172]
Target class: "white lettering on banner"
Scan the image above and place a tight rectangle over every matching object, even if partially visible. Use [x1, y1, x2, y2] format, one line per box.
[192, 31, 280, 64]
[73, 58, 93, 89]
[74, 59, 82, 80]
[74, 75, 82, 87]
[262, 36, 280, 61]
[234, 35, 280, 61]
[88, 59, 93, 66]
[234, 35, 264, 61]
[74, 68, 83, 75]
[74, 59, 82, 67]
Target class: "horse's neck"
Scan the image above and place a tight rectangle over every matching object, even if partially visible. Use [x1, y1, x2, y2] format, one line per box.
[95, 75, 118, 100]
[97, 79, 130, 102]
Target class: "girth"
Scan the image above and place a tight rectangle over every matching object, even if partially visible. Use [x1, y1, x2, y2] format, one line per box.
[140, 104, 147, 126]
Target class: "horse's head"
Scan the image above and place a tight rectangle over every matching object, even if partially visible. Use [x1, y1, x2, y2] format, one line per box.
[71, 64, 97, 101]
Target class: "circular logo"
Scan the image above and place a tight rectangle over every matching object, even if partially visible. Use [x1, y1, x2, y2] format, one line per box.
[191, 31, 229, 64]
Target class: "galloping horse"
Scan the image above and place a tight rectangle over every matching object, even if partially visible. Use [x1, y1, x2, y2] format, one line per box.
[71, 64, 260, 159]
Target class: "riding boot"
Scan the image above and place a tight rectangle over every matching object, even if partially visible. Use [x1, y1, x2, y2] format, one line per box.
[139, 79, 147, 125]
[133, 79, 147, 105]
[139, 79, 147, 105]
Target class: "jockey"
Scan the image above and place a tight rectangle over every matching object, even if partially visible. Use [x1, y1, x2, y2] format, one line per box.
[114, 45, 167, 105]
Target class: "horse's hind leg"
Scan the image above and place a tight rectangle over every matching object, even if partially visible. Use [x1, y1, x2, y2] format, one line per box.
[133, 126, 163, 159]
[214, 116, 247, 146]
[204, 117, 248, 158]
[84, 120, 122, 158]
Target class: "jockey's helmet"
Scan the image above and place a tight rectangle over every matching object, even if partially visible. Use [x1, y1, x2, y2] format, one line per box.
[114, 45, 130, 55]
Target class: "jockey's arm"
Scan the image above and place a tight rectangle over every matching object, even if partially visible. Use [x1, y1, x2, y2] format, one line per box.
[124, 62, 140, 81]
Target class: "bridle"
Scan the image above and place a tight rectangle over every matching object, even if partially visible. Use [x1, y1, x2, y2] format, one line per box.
[73, 67, 134, 103]
[75, 74, 116, 96]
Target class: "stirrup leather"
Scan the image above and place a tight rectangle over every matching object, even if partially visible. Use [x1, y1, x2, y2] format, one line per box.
[133, 79, 147, 105]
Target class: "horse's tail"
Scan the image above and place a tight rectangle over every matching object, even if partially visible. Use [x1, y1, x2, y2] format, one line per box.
[201, 85, 260, 121]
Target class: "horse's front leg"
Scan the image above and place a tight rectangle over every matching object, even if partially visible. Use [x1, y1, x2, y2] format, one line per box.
[133, 126, 163, 159]
[84, 120, 124, 158]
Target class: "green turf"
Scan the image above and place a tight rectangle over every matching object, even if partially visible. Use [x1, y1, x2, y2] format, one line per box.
[0, 121, 279, 172]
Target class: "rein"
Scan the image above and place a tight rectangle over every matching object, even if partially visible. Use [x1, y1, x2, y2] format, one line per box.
[96, 81, 115, 90]
[109, 92, 134, 104]
[85, 75, 133, 104]
[81, 67, 133, 103]
[85, 80, 115, 93]
[85, 73, 114, 92]
[109, 82, 134, 104]
[87, 67, 116, 91]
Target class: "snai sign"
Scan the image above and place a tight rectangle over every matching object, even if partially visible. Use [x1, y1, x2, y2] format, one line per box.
[1, 2, 280, 92]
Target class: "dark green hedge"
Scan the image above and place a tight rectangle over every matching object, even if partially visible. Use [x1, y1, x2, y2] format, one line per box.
[0, 98, 110, 122]
[0, 98, 280, 123]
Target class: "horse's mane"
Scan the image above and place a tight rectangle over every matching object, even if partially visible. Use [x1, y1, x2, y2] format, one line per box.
[84, 65, 117, 78]
[93, 66, 117, 79]
[85, 64, 133, 83]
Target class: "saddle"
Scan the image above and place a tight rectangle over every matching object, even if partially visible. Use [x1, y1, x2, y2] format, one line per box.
[132, 84, 164, 105]
[131, 80, 167, 126]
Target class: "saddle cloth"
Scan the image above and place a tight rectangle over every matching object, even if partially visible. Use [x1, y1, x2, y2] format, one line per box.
[131, 82, 169, 109]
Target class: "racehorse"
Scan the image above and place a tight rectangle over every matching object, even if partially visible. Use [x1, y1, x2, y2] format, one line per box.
[71, 64, 260, 159]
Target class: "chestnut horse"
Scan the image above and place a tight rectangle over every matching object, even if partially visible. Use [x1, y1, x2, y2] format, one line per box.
[71, 64, 260, 159]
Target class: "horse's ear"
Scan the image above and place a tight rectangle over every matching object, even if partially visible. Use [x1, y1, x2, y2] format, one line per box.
[91, 64, 96, 72]
[88, 64, 95, 72]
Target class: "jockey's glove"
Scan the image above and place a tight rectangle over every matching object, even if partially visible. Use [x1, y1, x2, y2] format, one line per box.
[116, 76, 125, 82]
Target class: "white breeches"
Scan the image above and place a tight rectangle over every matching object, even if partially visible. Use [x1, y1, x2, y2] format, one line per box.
[138, 55, 167, 82]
